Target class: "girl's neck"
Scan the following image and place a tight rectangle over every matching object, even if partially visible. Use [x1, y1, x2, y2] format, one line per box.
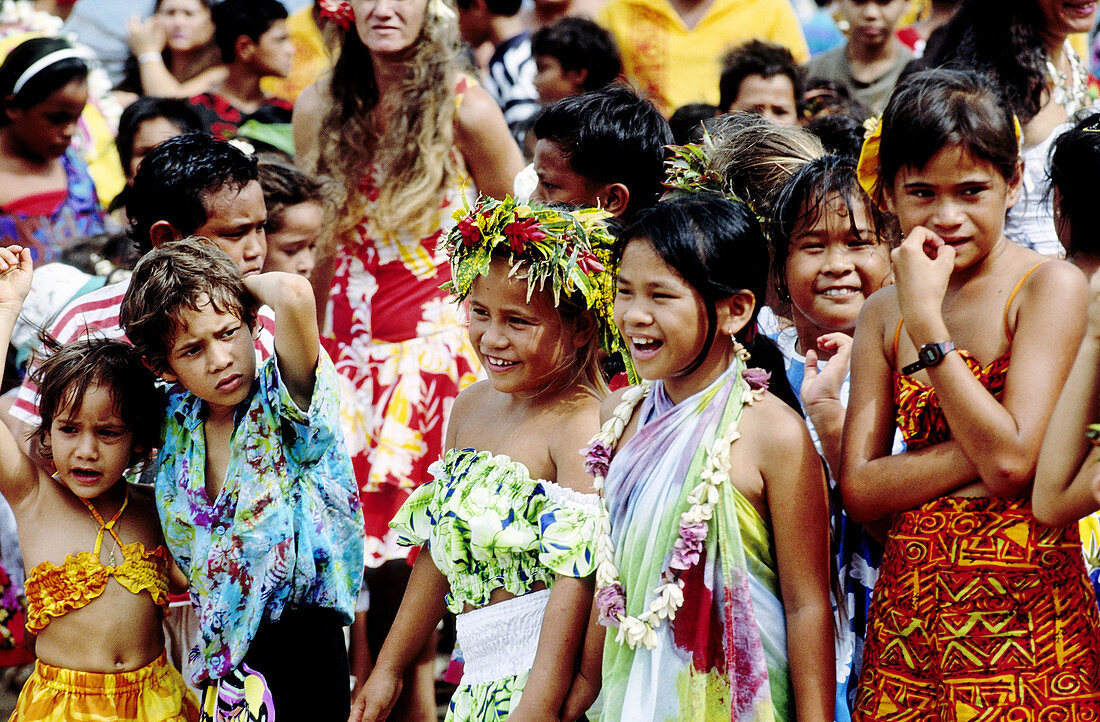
[661, 339, 736, 406]
[1041, 29, 1068, 61]
[847, 35, 899, 66]
[0, 127, 57, 170]
[218, 68, 265, 107]
[169, 45, 222, 82]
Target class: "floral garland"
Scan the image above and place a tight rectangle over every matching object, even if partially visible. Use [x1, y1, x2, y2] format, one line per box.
[443, 194, 636, 382]
[317, 0, 354, 30]
[584, 349, 768, 650]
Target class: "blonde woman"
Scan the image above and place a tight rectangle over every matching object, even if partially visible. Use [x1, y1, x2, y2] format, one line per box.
[293, 0, 522, 716]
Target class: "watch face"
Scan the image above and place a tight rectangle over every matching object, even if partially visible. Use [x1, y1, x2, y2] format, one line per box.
[920, 345, 940, 365]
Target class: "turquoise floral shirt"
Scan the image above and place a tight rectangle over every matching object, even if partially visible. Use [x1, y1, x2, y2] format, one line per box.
[157, 351, 364, 683]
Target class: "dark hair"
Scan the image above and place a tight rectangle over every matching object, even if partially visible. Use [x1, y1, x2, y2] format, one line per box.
[668, 103, 718, 145]
[800, 78, 869, 125]
[876, 68, 1018, 202]
[212, 0, 289, 64]
[116, 0, 219, 95]
[31, 336, 162, 464]
[718, 39, 800, 114]
[531, 18, 622, 92]
[0, 37, 88, 126]
[769, 155, 896, 301]
[454, 0, 522, 14]
[257, 157, 324, 234]
[923, 0, 1047, 123]
[127, 132, 259, 255]
[533, 84, 672, 221]
[1048, 112, 1100, 258]
[120, 237, 256, 374]
[806, 113, 866, 159]
[116, 97, 202, 177]
[621, 193, 800, 411]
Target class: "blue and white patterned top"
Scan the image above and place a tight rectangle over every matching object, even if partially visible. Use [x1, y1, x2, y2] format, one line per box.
[157, 351, 364, 684]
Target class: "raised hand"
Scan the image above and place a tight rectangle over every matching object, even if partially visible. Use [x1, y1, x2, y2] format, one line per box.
[802, 332, 854, 410]
[891, 226, 955, 342]
[0, 245, 32, 312]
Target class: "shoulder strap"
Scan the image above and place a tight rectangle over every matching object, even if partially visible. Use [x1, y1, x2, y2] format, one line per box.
[81, 487, 129, 556]
[893, 318, 904, 366]
[1003, 262, 1047, 342]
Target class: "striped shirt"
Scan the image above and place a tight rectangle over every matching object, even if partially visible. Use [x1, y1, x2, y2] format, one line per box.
[483, 32, 540, 145]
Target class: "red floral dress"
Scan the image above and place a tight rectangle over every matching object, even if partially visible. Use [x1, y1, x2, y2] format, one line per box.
[320, 77, 480, 567]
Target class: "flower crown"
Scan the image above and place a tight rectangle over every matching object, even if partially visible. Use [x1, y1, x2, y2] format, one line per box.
[857, 113, 1023, 210]
[443, 195, 637, 383]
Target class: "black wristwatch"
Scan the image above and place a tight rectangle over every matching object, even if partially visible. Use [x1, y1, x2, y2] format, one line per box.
[902, 341, 956, 375]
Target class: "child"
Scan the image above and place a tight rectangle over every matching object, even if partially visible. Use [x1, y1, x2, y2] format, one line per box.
[0, 244, 199, 720]
[768, 154, 893, 719]
[190, 0, 294, 140]
[119, 238, 363, 720]
[801, 0, 911, 116]
[0, 37, 105, 261]
[1045, 112, 1100, 277]
[841, 68, 1100, 718]
[531, 85, 671, 222]
[258, 157, 323, 278]
[349, 197, 630, 722]
[588, 193, 834, 720]
[718, 39, 801, 126]
[530, 17, 622, 104]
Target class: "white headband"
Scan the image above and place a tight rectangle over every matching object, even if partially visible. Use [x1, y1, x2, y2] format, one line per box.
[12, 48, 87, 96]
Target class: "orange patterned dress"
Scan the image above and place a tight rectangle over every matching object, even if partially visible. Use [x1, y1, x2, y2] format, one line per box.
[854, 271, 1100, 720]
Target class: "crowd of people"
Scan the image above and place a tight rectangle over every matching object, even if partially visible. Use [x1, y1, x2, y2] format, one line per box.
[0, 0, 1098, 720]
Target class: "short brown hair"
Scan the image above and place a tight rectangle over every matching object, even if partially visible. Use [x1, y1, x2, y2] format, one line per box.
[120, 237, 256, 373]
[32, 336, 162, 463]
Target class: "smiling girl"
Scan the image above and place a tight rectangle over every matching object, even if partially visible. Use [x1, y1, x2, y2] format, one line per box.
[0, 244, 197, 721]
[841, 68, 1100, 718]
[350, 197, 629, 722]
[586, 193, 833, 721]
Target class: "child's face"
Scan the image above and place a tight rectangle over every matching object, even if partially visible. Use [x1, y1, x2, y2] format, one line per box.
[785, 192, 890, 336]
[194, 180, 268, 277]
[248, 19, 294, 78]
[262, 201, 321, 278]
[467, 259, 583, 395]
[888, 144, 1021, 274]
[129, 116, 186, 181]
[838, 0, 908, 48]
[534, 55, 584, 104]
[50, 383, 136, 500]
[7, 78, 88, 162]
[161, 295, 257, 415]
[728, 73, 797, 127]
[614, 238, 710, 382]
[532, 139, 599, 208]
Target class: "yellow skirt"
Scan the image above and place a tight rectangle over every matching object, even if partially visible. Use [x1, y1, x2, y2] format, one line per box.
[10, 651, 200, 721]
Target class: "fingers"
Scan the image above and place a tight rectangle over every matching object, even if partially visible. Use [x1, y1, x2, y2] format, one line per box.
[0, 245, 28, 271]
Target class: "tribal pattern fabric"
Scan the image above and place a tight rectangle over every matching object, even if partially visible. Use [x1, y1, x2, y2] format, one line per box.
[854, 495, 1100, 720]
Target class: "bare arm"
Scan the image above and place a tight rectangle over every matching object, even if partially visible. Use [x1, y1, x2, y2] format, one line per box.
[840, 290, 979, 523]
[560, 600, 604, 721]
[454, 85, 524, 199]
[801, 332, 853, 476]
[0, 246, 42, 508]
[348, 549, 450, 722]
[242, 272, 319, 409]
[292, 80, 328, 174]
[760, 398, 834, 721]
[1033, 267, 1100, 526]
[126, 15, 226, 98]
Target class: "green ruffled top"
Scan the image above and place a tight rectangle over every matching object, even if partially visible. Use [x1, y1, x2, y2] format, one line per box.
[391, 447, 599, 613]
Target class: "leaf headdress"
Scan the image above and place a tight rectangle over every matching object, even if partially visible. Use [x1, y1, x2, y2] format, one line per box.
[443, 195, 637, 383]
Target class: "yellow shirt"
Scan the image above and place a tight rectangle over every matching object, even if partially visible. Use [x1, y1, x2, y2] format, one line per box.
[597, 0, 808, 115]
[261, 6, 333, 103]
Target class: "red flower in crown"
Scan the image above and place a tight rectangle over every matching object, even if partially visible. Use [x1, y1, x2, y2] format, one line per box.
[503, 217, 546, 253]
[318, 0, 354, 30]
[575, 249, 605, 276]
[457, 216, 481, 247]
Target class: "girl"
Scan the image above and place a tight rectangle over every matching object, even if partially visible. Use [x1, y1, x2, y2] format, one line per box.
[121, 0, 226, 99]
[588, 193, 834, 720]
[0, 244, 198, 720]
[768, 154, 894, 721]
[0, 37, 105, 263]
[1045, 112, 1100, 277]
[349, 197, 628, 722]
[841, 68, 1100, 719]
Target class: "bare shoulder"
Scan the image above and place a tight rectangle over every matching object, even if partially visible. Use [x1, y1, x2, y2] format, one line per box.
[454, 83, 501, 133]
[1021, 258, 1086, 297]
[449, 380, 494, 434]
[745, 392, 813, 458]
[294, 77, 330, 118]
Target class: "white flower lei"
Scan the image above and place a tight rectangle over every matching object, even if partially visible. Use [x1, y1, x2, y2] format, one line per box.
[590, 348, 762, 650]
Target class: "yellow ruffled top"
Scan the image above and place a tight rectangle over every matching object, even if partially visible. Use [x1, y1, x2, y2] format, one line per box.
[24, 489, 169, 633]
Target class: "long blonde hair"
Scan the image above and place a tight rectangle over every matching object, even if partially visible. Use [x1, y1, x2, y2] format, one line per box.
[317, 4, 462, 248]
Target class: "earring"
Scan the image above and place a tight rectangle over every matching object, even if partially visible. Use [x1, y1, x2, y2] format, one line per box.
[731, 337, 751, 363]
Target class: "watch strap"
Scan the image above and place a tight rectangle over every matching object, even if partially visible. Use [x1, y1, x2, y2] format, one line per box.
[902, 340, 956, 376]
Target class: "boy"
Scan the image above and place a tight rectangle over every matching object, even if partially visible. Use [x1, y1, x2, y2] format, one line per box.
[801, 0, 911, 115]
[718, 39, 801, 126]
[530, 17, 622, 104]
[191, 0, 295, 141]
[531, 85, 671, 222]
[258, 157, 323, 278]
[120, 238, 363, 720]
[7, 133, 269, 437]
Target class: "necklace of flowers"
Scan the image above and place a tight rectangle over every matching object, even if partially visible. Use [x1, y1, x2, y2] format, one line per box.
[583, 348, 768, 650]
[1046, 40, 1090, 117]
